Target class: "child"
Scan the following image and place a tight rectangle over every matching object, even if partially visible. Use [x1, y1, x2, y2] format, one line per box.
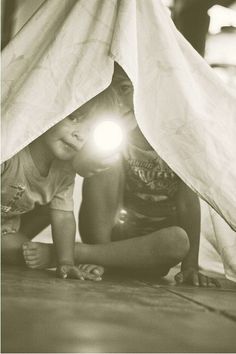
[76, 64, 220, 287]
[17, 64, 219, 286]
[1, 85, 121, 281]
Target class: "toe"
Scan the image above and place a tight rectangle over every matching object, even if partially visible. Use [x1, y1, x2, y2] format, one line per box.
[26, 259, 40, 269]
[93, 266, 104, 276]
[22, 242, 30, 251]
[22, 241, 38, 251]
[23, 249, 33, 256]
[24, 254, 39, 261]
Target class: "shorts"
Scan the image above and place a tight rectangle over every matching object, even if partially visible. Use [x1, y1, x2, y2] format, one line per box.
[1, 214, 21, 236]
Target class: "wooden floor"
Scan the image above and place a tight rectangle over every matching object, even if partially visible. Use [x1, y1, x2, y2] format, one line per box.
[1, 266, 236, 353]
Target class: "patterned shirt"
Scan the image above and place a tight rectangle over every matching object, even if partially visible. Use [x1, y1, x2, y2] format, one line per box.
[119, 143, 180, 237]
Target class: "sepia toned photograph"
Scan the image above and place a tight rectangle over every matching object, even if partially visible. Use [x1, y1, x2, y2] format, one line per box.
[1, 0, 236, 353]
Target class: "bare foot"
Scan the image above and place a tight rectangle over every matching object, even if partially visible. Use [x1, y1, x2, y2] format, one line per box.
[77, 264, 104, 278]
[22, 242, 55, 269]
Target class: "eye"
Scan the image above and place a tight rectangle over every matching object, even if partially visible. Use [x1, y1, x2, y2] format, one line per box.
[69, 114, 85, 123]
[120, 83, 133, 96]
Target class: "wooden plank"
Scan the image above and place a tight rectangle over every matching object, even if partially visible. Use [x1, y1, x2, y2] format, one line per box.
[163, 286, 236, 319]
[2, 267, 236, 353]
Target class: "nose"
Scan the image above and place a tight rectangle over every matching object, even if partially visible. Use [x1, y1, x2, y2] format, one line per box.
[72, 124, 89, 146]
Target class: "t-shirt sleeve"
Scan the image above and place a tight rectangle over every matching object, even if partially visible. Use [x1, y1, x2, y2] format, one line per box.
[1, 161, 8, 175]
[50, 173, 75, 212]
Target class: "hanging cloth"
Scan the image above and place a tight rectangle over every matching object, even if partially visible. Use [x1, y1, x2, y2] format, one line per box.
[2, 0, 236, 277]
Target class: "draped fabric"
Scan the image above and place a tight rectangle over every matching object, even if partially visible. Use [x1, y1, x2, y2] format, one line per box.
[2, 0, 236, 279]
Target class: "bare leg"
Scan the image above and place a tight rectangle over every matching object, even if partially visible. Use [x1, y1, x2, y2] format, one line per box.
[77, 158, 190, 275]
[2, 205, 52, 266]
[2, 232, 29, 265]
[2, 232, 55, 268]
[19, 206, 104, 275]
[22, 242, 55, 268]
[20, 204, 50, 238]
[17, 226, 189, 276]
[76, 226, 190, 273]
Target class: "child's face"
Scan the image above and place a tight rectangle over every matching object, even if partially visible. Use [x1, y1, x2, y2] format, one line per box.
[113, 74, 136, 131]
[42, 105, 99, 161]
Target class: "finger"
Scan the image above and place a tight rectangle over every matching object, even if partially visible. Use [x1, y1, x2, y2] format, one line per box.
[80, 264, 104, 277]
[211, 278, 221, 288]
[86, 166, 111, 177]
[202, 275, 216, 288]
[57, 267, 68, 279]
[102, 154, 120, 166]
[80, 264, 97, 274]
[92, 155, 120, 170]
[199, 273, 208, 287]
[174, 272, 184, 284]
[192, 272, 200, 286]
[77, 264, 88, 270]
[78, 264, 104, 276]
[68, 267, 85, 280]
[207, 279, 216, 288]
[91, 167, 110, 175]
[81, 270, 102, 281]
[92, 266, 104, 276]
[93, 276, 102, 281]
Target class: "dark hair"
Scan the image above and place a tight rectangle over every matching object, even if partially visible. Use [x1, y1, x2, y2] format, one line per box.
[72, 63, 132, 117]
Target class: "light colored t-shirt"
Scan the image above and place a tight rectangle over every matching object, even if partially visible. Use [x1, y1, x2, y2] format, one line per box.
[1, 146, 75, 235]
[119, 143, 180, 237]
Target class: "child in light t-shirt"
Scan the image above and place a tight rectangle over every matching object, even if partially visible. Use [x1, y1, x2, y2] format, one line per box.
[1, 85, 121, 280]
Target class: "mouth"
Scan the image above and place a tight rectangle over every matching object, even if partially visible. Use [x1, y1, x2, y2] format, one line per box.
[62, 140, 80, 151]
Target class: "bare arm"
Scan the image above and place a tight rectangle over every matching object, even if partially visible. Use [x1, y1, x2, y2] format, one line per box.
[50, 209, 103, 281]
[175, 181, 219, 287]
[50, 209, 76, 266]
[79, 159, 124, 244]
[176, 181, 201, 270]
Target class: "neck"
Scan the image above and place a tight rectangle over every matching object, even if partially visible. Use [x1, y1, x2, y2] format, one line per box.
[29, 137, 54, 177]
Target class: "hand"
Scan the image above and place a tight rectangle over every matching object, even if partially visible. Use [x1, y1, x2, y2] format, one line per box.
[174, 268, 221, 287]
[72, 146, 121, 177]
[57, 263, 104, 281]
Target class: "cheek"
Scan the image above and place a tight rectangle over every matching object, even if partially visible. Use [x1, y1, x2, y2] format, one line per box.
[124, 111, 137, 131]
[51, 124, 71, 138]
[124, 93, 134, 111]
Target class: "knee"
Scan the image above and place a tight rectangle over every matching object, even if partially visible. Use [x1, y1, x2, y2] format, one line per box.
[165, 227, 190, 263]
[1, 234, 25, 265]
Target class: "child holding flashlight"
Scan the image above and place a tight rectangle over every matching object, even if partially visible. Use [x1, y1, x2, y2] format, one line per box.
[76, 64, 219, 287]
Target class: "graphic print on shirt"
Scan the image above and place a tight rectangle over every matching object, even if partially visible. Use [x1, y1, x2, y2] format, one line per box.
[119, 152, 180, 237]
[125, 156, 179, 198]
[1, 184, 26, 214]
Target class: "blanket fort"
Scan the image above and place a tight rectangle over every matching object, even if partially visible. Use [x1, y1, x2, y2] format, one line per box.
[2, 0, 236, 232]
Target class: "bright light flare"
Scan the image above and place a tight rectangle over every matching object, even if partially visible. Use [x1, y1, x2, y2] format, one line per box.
[93, 120, 124, 152]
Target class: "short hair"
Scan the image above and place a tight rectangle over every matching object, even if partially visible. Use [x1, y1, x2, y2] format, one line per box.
[72, 63, 132, 117]
[112, 62, 131, 84]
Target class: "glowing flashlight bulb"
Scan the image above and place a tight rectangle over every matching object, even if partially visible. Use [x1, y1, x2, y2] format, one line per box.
[93, 120, 123, 152]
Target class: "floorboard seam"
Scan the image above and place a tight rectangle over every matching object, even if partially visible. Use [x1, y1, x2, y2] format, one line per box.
[161, 287, 236, 323]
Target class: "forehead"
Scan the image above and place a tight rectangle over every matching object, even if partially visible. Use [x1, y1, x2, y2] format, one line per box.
[72, 101, 94, 116]
[113, 73, 132, 87]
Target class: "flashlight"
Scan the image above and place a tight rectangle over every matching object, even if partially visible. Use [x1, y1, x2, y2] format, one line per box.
[93, 120, 124, 153]
[72, 120, 124, 177]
